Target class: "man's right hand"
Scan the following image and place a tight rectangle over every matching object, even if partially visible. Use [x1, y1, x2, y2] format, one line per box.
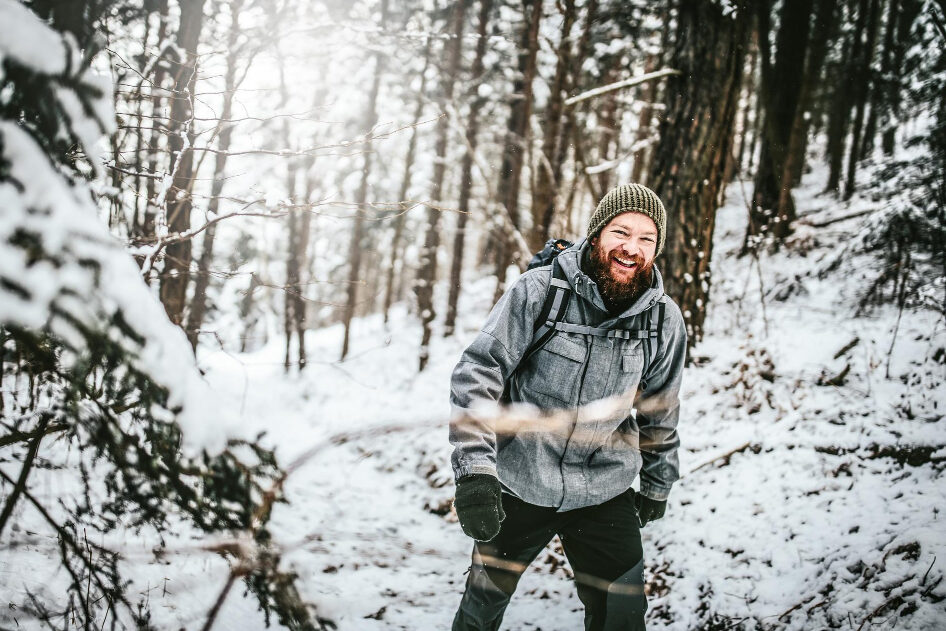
[453, 474, 505, 541]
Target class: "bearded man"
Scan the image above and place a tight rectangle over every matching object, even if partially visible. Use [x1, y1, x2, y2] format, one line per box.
[448, 183, 687, 631]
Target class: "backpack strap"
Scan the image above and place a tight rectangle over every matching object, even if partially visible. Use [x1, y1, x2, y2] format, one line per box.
[522, 261, 667, 386]
[522, 257, 571, 364]
[639, 301, 665, 391]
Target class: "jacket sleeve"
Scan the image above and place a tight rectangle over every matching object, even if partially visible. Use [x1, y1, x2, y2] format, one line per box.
[449, 271, 545, 481]
[633, 300, 687, 500]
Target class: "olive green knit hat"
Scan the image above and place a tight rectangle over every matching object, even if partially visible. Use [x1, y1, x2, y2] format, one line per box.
[587, 183, 666, 256]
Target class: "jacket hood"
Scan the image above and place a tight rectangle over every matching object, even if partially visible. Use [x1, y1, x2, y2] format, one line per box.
[556, 238, 666, 319]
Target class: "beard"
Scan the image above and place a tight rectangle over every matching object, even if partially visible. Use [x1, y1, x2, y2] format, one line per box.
[585, 239, 655, 314]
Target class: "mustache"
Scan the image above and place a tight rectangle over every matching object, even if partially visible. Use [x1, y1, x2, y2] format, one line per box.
[611, 251, 646, 266]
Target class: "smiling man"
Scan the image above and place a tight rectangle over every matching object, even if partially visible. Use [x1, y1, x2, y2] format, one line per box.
[449, 183, 687, 630]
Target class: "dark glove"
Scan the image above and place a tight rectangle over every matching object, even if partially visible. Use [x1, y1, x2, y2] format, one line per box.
[454, 474, 505, 541]
[634, 494, 667, 528]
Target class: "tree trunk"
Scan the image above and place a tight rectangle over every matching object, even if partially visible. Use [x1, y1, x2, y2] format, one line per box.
[493, 0, 542, 305]
[383, 38, 432, 324]
[594, 58, 621, 195]
[555, 0, 597, 202]
[158, 0, 208, 326]
[530, 0, 575, 251]
[648, 0, 752, 348]
[844, 0, 882, 200]
[142, 0, 170, 251]
[825, 1, 861, 194]
[779, 0, 837, 201]
[859, 0, 893, 160]
[881, 0, 921, 154]
[185, 0, 244, 351]
[631, 54, 659, 184]
[415, 0, 466, 370]
[341, 0, 389, 361]
[444, 0, 492, 337]
[746, 0, 813, 247]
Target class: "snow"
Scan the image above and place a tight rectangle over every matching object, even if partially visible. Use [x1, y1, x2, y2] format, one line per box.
[7, 163, 940, 630]
[2, 2, 944, 625]
[0, 4, 237, 455]
[0, 0, 67, 75]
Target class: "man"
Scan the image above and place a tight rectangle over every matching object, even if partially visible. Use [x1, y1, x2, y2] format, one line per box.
[449, 183, 687, 630]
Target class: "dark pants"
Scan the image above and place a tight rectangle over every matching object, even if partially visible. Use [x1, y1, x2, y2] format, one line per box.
[452, 491, 647, 631]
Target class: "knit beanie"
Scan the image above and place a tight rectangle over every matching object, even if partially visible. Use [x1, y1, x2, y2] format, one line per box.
[587, 183, 666, 256]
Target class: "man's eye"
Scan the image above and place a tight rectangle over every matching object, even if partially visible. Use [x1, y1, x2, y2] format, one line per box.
[643, 237, 655, 242]
[613, 230, 628, 236]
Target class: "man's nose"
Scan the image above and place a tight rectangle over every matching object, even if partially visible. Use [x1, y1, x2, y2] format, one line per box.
[620, 239, 641, 256]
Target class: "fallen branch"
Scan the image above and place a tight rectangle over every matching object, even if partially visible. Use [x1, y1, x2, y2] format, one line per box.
[689, 442, 757, 473]
[833, 337, 860, 360]
[798, 208, 875, 228]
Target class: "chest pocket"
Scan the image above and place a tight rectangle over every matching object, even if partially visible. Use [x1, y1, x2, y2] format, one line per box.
[516, 334, 585, 406]
[612, 342, 645, 413]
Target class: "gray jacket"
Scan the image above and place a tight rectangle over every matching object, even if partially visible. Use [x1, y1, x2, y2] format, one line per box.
[449, 239, 686, 511]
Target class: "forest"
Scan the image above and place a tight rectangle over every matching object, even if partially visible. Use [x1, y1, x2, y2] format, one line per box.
[1, 0, 944, 629]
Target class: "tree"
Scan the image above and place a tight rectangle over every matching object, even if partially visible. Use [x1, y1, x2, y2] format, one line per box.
[492, 0, 542, 304]
[0, 2, 319, 627]
[415, 0, 466, 370]
[648, 0, 753, 346]
[185, 0, 248, 350]
[341, 0, 391, 361]
[158, 0, 209, 326]
[445, 0, 493, 337]
[529, 0, 577, 251]
[746, 0, 814, 246]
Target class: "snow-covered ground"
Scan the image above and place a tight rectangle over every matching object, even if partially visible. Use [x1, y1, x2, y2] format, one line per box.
[3, 170, 944, 630]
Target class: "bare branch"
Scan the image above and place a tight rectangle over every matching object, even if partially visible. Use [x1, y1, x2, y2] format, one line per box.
[564, 68, 681, 107]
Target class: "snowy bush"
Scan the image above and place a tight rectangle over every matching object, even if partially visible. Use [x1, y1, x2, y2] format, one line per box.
[858, 13, 946, 315]
[0, 1, 320, 628]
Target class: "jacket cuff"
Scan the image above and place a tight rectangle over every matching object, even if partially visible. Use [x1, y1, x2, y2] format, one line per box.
[454, 463, 498, 482]
[639, 481, 672, 501]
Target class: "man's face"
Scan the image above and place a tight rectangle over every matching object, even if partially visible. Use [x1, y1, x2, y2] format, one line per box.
[587, 212, 658, 312]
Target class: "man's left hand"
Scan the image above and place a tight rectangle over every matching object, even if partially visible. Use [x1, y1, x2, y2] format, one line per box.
[634, 494, 667, 527]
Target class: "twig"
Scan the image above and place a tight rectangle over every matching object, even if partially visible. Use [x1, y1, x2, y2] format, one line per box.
[200, 572, 238, 631]
[833, 337, 860, 359]
[689, 442, 754, 473]
[776, 595, 815, 621]
[0, 415, 50, 538]
[0, 422, 69, 448]
[564, 68, 680, 107]
[885, 283, 908, 379]
[921, 556, 936, 585]
[855, 594, 904, 631]
[798, 207, 875, 228]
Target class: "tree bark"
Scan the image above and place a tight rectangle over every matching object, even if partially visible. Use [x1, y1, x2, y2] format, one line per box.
[185, 0, 244, 351]
[415, 0, 466, 370]
[529, 0, 575, 251]
[159, 0, 208, 326]
[778, 0, 837, 205]
[341, 0, 389, 361]
[631, 54, 659, 184]
[746, 0, 813, 247]
[825, 1, 861, 194]
[493, 0, 542, 305]
[142, 0, 170, 251]
[648, 0, 752, 348]
[444, 0, 492, 337]
[881, 0, 921, 154]
[594, 57, 621, 195]
[843, 0, 882, 200]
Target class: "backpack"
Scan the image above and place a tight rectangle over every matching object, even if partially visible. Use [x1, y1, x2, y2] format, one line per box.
[522, 239, 666, 391]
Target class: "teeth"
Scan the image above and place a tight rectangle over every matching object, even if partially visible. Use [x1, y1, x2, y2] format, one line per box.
[614, 256, 635, 266]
